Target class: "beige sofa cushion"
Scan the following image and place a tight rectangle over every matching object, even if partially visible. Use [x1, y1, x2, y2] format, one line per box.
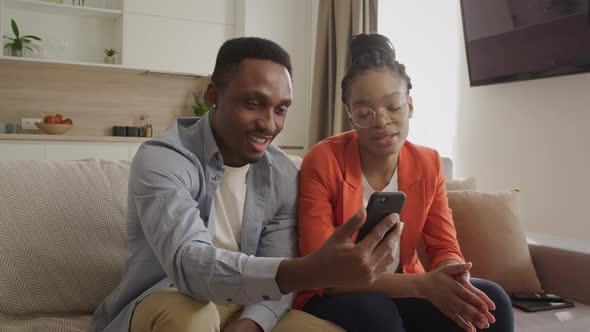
[0, 159, 129, 316]
[0, 314, 91, 332]
[447, 190, 543, 293]
[446, 176, 477, 191]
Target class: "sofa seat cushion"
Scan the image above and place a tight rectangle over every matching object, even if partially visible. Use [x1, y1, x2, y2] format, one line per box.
[514, 302, 590, 332]
[0, 314, 90, 332]
[0, 159, 130, 316]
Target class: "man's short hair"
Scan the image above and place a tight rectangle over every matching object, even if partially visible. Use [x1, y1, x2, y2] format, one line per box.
[211, 37, 293, 88]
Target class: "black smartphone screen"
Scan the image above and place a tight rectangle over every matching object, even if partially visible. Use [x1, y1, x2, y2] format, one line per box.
[355, 192, 405, 243]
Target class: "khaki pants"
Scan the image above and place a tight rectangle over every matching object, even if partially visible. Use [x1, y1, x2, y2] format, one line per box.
[130, 288, 343, 332]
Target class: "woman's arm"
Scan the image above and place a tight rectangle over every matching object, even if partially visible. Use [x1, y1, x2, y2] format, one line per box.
[328, 272, 422, 298]
[422, 152, 465, 269]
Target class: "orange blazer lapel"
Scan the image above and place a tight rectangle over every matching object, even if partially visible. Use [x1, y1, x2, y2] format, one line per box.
[341, 132, 364, 227]
[398, 144, 426, 270]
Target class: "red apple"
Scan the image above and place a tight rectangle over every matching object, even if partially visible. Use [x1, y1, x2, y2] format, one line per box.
[62, 119, 73, 125]
[44, 115, 61, 124]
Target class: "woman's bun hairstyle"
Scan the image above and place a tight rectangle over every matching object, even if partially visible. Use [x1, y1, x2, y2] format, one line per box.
[342, 33, 412, 104]
[350, 33, 396, 63]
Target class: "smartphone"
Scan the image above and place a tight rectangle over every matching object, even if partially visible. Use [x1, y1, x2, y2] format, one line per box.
[355, 192, 405, 243]
[510, 292, 567, 302]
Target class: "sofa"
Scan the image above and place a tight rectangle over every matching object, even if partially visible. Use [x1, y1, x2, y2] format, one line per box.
[0, 159, 589, 332]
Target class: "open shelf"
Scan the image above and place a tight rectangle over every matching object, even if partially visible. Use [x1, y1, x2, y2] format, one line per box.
[0, 55, 123, 69]
[4, 0, 123, 19]
[0, 56, 209, 78]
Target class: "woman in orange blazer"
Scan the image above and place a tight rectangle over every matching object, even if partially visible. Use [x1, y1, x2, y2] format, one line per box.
[295, 34, 513, 332]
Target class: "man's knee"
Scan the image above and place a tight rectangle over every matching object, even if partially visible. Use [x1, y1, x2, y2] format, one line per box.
[273, 309, 344, 332]
[131, 288, 221, 332]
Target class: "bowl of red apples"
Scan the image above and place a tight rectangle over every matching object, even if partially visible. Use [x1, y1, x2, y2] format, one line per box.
[35, 114, 74, 135]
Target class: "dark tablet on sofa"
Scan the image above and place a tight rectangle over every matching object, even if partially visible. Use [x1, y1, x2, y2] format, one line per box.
[511, 299, 575, 313]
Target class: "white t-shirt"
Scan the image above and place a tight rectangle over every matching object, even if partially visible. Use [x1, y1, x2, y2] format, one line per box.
[362, 167, 401, 272]
[211, 164, 250, 252]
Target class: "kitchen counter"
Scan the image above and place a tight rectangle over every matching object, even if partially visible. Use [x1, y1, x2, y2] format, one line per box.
[0, 133, 149, 143]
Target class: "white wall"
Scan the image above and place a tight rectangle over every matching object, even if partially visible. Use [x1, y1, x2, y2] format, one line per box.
[379, 0, 590, 241]
[237, 0, 315, 151]
[456, 47, 590, 242]
[378, 0, 462, 158]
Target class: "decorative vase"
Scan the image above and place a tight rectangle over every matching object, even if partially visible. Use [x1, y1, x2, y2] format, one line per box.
[11, 47, 23, 57]
[104, 56, 116, 64]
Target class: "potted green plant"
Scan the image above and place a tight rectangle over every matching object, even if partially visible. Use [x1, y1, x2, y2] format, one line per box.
[192, 91, 210, 117]
[104, 48, 118, 64]
[2, 19, 42, 57]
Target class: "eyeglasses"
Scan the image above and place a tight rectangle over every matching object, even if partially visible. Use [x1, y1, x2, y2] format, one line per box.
[345, 95, 409, 128]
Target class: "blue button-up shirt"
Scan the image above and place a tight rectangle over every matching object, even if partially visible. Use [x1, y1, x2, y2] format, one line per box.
[92, 113, 299, 332]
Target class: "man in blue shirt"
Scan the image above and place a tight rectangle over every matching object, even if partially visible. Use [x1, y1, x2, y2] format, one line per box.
[92, 37, 399, 332]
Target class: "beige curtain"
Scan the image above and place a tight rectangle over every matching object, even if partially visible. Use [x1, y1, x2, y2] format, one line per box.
[307, 0, 378, 146]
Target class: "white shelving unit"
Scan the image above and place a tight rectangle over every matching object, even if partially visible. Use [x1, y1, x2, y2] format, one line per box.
[0, 0, 235, 75]
[0, 0, 315, 150]
[0, 0, 124, 65]
[4, 0, 122, 18]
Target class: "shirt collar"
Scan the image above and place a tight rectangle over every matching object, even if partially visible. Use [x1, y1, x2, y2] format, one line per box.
[195, 112, 222, 165]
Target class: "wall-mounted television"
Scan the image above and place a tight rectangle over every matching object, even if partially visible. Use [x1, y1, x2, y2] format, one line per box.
[460, 0, 590, 86]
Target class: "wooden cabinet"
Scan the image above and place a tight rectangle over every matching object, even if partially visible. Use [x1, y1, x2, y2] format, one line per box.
[0, 137, 141, 160]
[124, 13, 233, 75]
[0, 141, 45, 160]
[44, 142, 133, 160]
[125, 0, 234, 24]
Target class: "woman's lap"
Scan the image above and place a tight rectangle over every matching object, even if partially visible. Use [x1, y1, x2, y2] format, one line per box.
[302, 278, 514, 332]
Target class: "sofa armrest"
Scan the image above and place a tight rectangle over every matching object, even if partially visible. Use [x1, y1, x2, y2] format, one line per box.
[528, 234, 590, 305]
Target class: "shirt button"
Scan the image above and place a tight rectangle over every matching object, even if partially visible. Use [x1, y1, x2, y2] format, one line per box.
[262, 295, 270, 301]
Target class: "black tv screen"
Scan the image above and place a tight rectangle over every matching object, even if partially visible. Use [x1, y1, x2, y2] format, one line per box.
[460, 0, 590, 86]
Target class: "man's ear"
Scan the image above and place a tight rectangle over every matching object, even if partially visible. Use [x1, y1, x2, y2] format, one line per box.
[408, 95, 414, 119]
[206, 82, 218, 109]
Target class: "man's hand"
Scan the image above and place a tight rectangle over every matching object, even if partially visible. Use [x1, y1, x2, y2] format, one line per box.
[222, 318, 262, 332]
[276, 208, 399, 293]
[418, 263, 494, 332]
[311, 208, 400, 288]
